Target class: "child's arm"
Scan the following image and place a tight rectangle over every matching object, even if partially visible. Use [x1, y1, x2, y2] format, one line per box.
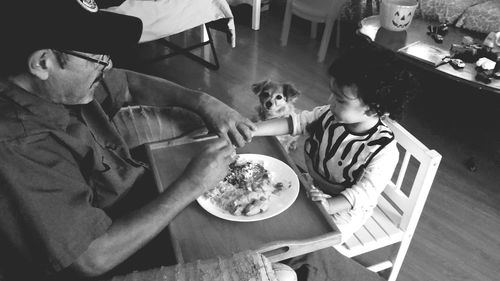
[327, 196, 353, 213]
[341, 142, 399, 213]
[309, 188, 352, 214]
[253, 105, 330, 137]
[252, 117, 293, 137]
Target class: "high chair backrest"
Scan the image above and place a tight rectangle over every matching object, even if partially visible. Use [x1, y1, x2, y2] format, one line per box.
[383, 118, 441, 233]
[335, 118, 441, 281]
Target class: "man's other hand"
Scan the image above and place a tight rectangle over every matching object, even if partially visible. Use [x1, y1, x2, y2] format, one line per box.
[182, 138, 236, 195]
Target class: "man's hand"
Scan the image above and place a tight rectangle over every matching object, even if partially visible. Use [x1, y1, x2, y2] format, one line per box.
[182, 138, 236, 196]
[200, 98, 256, 148]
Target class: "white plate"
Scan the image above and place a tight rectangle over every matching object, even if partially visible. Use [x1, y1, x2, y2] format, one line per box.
[197, 154, 300, 222]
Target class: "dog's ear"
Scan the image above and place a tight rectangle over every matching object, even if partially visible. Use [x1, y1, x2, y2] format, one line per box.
[251, 80, 269, 95]
[283, 83, 301, 101]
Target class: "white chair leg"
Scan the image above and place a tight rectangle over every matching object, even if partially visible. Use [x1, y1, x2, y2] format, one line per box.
[317, 17, 335, 62]
[201, 25, 209, 43]
[311, 22, 318, 39]
[280, 0, 293, 46]
[387, 236, 412, 281]
[201, 25, 211, 61]
[252, 0, 262, 30]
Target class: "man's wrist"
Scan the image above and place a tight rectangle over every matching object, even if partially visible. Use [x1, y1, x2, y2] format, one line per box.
[195, 92, 216, 114]
[168, 174, 206, 201]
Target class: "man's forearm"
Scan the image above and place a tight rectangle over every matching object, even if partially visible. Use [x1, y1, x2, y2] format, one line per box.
[70, 176, 201, 277]
[123, 69, 214, 114]
[121, 68, 255, 148]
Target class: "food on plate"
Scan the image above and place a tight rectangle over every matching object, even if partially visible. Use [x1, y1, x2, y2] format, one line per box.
[204, 156, 291, 216]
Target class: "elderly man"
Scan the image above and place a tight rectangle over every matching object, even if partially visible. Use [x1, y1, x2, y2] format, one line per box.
[0, 1, 299, 281]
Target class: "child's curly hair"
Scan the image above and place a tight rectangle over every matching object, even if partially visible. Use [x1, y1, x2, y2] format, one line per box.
[328, 47, 420, 120]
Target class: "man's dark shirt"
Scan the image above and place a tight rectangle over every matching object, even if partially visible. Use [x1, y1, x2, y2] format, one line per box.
[0, 70, 146, 278]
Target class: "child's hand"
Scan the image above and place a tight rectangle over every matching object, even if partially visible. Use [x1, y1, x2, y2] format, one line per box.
[302, 172, 332, 212]
[307, 186, 331, 212]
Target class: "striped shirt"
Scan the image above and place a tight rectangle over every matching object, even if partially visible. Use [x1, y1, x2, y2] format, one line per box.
[290, 105, 399, 239]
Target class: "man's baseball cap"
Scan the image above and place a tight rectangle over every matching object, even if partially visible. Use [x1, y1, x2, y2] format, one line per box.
[0, 0, 142, 62]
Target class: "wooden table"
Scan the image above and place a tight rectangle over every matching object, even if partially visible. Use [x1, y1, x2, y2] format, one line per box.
[146, 135, 341, 264]
[357, 15, 500, 95]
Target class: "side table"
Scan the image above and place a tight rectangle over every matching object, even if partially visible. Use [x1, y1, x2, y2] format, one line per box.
[357, 15, 500, 95]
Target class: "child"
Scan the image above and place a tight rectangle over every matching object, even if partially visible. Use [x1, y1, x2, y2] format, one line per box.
[253, 48, 419, 241]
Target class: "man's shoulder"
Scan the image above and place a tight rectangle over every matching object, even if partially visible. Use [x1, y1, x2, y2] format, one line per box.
[0, 81, 70, 142]
[0, 96, 29, 142]
[0, 96, 57, 144]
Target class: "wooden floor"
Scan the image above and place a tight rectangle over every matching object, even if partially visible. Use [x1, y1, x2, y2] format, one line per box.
[125, 5, 500, 281]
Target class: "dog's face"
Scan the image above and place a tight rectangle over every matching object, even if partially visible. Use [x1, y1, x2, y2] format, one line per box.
[252, 80, 300, 119]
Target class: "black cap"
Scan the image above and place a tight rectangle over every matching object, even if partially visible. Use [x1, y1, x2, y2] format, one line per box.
[0, 0, 142, 67]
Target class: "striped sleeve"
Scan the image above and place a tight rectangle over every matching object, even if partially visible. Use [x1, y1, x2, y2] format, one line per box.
[341, 140, 399, 212]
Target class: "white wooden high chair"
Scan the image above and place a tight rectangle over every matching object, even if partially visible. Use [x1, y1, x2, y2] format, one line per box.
[334, 118, 442, 281]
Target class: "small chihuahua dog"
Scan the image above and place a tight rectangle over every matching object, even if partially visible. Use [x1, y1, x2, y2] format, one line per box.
[251, 80, 301, 152]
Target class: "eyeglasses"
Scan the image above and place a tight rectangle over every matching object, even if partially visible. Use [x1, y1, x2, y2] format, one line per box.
[59, 50, 111, 69]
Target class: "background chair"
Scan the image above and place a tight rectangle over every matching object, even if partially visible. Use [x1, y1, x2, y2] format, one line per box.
[227, 0, 263, 30]
[334, 118, 442, 281]
[280, 0, 348, 62]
